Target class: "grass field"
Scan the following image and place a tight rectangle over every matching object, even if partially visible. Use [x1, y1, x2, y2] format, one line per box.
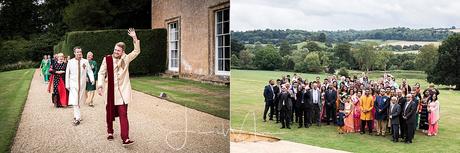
[231, 69, 460, 153]
[0, 69, 34, 153]
[131, 76, 229, 119]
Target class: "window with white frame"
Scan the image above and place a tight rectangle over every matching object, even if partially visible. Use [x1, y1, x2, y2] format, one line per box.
[168, 22, 179, 71]
[215, 8, 230, 75]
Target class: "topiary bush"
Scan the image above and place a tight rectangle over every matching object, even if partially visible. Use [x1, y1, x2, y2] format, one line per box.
[55, 29, 167, 75]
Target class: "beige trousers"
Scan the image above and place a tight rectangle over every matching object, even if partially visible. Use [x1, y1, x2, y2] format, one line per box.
[85, 90, 95, 105]
[376, 120, 387, 135]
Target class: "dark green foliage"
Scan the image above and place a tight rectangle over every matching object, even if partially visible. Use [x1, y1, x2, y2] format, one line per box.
[318, 33, 326, 42]
[334, 43, 354, 68]
[279, 40, 294, 57]
[232, 27, 451, 44]
[428, 34, 460, 89]
[63, 0, 151, 31]
[0, 0, 42, 39]
[231, 39, 245, 56]
[303, 41, 323, 52]
[56, 29, 167, 75]
[337, 67, 349, 77]
[253, 45, 282, 70]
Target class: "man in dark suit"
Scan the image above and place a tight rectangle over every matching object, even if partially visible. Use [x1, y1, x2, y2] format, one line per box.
[325, 84, 337, 125]
[403, 94, 417, 144]
[278, 85, 292, 129]
[298, 84, 311, 128]
[273, 79, 281, 123]
[310, 83, 322, 126]
[396, 89, 407, 140]
[263, 80, 275, 122]
[294, 84, 305, 128]
[389, 97, 401, 142]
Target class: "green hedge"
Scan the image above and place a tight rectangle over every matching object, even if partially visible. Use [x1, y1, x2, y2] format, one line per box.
[55, 29, 167, 75]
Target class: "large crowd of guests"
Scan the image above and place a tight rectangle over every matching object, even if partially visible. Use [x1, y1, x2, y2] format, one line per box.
[263, 73, 441, 144]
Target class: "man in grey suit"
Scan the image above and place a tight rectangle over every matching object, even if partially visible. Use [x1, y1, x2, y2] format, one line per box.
[389, 97, 401, 142]
[310, 83, 322, 126]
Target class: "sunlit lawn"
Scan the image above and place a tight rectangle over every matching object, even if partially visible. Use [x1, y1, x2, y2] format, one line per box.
[0, 69, 34, 153]
[132, 76, 229, 119]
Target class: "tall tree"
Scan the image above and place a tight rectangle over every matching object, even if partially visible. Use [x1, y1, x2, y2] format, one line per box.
[303, 41, 322, 52]
[0, 0, 42, 39]
[238, 50, 255, 69]
[427, 34, 460, 89]
[334, 43, 354, 68]
[63, 0, 115, 30]
[279, 40, 293, 57]
[415, 44, 438, 72]
[231, 39, 245, 56]
[40, 0, 71, 35]
[254, 45, 282, 70]
[318, 32, 326, 42]
[353, 43, 376, 71]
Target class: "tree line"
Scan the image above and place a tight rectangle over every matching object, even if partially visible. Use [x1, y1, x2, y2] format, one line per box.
[232, 27, 454, 45]
[0, 0, 151, 71]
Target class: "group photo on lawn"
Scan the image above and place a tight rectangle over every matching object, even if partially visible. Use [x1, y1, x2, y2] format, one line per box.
[230, 0, 460, 152]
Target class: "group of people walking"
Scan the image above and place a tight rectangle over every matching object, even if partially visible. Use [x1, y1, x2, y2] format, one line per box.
[41, 51, 98, 108]
[39, 28, 139, 146]
[263, 73, 441, 144]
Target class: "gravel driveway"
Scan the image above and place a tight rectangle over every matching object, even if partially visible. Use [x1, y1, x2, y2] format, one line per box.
[11, 69, 229, 153]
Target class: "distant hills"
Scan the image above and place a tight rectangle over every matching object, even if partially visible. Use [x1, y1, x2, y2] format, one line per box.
[231, 27, 457, 44]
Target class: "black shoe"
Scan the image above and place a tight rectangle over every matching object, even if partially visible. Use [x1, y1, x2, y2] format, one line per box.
[281, 126, 285, 129]
[263, 119, 267, 122]
[269, 118, 273, 121]
[122, 139, 135, 147]
[287, 126, 291, 129]
[107, 134, 114, 141]
[276, 121, 279, 123]
[72, 120, 80, 126]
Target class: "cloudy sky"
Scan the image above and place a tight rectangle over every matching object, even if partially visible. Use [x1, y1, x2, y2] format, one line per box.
[231, 0, 460, 31]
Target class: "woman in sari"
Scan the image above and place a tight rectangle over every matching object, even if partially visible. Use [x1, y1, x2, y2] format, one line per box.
[48, 53, 68, 107]
[40, 55, 51, 83]
[428, 94, 440, 136]
[343, 96, 354, 133]
[352, 90, 362, 132]
[419, 90, 430, 133]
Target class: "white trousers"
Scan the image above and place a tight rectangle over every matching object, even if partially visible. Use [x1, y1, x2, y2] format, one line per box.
[73, 106, 81, 120]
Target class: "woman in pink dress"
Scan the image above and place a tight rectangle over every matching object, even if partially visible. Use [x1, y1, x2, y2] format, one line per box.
[352, 90, 362, 132]
[343, 96, 354, 133]
[428, 94, 440, 136]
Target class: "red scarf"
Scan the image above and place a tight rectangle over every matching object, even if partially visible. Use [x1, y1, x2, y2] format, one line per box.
[106, 55, 118, 121]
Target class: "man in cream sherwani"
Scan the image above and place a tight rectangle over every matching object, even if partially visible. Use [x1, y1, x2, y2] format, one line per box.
[66, 47, 95, 126]
[97, 28, 139, 146]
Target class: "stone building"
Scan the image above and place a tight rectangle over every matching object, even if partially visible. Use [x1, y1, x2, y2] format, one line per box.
[152, 0, 230, 84]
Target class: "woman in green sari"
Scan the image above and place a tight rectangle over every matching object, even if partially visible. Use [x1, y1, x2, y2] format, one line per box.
[39, 55, 51, 83]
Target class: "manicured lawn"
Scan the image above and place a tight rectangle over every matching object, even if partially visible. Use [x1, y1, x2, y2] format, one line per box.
[0, 69, 34, 153]
[231, 69, 460, 153]
[131, 76, 229, 119]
